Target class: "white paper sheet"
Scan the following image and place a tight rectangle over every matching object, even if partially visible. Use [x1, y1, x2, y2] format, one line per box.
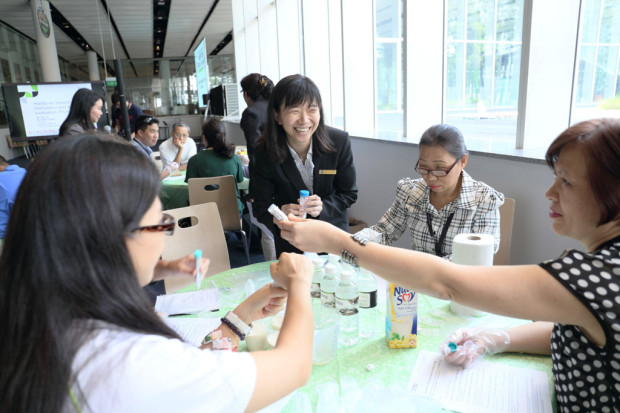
[408, 351, 552, 413]
[162, 173, 186, 182]
[154, 288, 219, 315]
[164, 317, 222, 347]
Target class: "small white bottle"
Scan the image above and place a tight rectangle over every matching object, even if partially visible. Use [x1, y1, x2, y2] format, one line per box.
[299, 190, 309, 219]
[336, 269, 359, 346]
[357, 268, 378, 338]
[320, 263, 339, 308]
[311, 257, 325, 302]
[327, 253, 340, 272]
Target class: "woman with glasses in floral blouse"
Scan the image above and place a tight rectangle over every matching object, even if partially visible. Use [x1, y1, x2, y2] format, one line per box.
[368, 124, 504, 259]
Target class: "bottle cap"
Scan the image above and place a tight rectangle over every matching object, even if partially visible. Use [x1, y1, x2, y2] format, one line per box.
[299, 190, 310, 197]
[324, 263, 338, 274]
[340, 270, 353, 281]
[312, 257, 325, 268]
[327, 253, 340, 264]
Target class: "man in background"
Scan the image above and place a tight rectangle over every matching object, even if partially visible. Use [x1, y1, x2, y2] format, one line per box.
[111, 93, 143, 138]
[132, 115, 177, 180]
[0, 156, 27, 240]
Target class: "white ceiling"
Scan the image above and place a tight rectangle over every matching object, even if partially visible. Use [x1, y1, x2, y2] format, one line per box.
[0, 0, 234, 77]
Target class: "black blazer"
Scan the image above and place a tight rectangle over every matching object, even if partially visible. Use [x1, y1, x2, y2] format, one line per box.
[250, 126, 358, 255]
[240, 96, 269, 168]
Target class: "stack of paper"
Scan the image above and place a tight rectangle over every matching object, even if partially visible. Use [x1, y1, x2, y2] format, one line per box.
[154, 288, 219, 315]
[408, 350, 552, 413]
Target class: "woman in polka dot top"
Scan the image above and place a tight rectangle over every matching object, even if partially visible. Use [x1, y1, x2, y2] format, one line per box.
[276, 118, 620, 412]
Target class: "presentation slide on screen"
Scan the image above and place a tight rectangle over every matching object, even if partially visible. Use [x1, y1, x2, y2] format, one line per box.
[194, 38, 209, 108]
[18, 83, 91, 137]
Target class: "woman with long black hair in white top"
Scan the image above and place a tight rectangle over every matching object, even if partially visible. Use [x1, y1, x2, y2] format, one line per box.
[0, 134, 313, 412]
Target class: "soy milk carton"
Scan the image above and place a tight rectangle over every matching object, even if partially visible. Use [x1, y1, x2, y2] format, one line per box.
[385, 283, 418, 348]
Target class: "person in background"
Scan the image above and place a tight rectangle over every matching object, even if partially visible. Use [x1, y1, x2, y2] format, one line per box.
[158, 122, 197, 172]
[251, 74, 358, 256]
[0, 156, 26, 240]
[186, 118, 245, 215]
[132, 115, 175, 180]
[240, 73, 274, 170]
[369, 124, 504, 259]
[0, 134, 314, 412]
[277, 118, 620, 412]
[59, 88, 103, 137]
[240, 73, 277, 261]
[111, 93, 143, 138]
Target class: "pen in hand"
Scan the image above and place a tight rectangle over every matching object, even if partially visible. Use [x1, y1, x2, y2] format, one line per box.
[194, 249, 202, 289]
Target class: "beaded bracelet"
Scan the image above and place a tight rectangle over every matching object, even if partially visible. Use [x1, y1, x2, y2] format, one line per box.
[340, 233, 369, 267]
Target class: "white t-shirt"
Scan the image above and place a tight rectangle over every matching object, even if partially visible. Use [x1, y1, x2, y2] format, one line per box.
[159, 137, 198, 170]
[70, 324, 256, 412]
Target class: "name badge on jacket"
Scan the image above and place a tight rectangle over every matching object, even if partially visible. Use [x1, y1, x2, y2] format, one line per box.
[319, 169, 337, 175]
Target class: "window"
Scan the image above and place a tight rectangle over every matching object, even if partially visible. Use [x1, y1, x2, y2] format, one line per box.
[375, 0, 403, 137]
[572, 0, 620, 124]
[444, 0, 524, 147]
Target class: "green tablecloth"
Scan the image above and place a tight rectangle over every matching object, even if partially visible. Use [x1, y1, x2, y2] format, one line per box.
[179, 261, 556, 412]
[160, 171, 249, 211]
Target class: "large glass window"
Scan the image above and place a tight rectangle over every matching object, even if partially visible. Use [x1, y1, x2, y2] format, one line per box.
[572, 0, 620, 124]
[444, 0, 524, 147]
[375, 0, 403, 137]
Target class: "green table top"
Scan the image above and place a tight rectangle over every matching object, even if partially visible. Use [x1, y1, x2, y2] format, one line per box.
[160, 171, 249, 211]
[179, 261, 556, 412]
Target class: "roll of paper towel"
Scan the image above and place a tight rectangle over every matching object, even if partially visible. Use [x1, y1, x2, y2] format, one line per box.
[450, 233, 494, 317]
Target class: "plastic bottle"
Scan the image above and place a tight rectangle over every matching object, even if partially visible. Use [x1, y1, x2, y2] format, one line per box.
[357, 268, 378, 338]
[299, 189, 309, 219]
[336, 269, 359, 346]
[320, 263, 339, 308]
[311, 257, 325, 302]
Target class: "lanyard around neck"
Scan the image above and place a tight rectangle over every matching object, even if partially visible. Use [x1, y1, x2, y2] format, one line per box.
[426, 211, 455, 257]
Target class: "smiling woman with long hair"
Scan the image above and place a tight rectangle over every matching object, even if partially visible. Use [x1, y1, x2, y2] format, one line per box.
[250, 74, 358, 256]
[0, 134, 313, 412]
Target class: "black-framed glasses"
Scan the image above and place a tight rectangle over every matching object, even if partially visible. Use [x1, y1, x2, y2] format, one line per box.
[415, 159, 459, 177]
[131, 213, 175, 236]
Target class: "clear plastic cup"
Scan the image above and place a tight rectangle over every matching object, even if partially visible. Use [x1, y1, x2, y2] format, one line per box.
[312, 303, 339, 365]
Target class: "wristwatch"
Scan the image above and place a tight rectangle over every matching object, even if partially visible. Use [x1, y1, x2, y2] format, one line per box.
[220, 311, 252, 340]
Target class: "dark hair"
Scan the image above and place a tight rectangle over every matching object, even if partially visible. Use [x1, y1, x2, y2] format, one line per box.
[111, 93, 130, 105]
[0, 155, 7, 165]
[135, 114, 159, 133]
[545, 118, 620, 225]
[203, 118, 234, 158]
[241, 73, 274, 102]
[58, 88, 103, 136]
[419, 124, 469, 160]
[0, 134, 180, 412]
[172, 122, 191, 135]
[257, 74, 335, 163]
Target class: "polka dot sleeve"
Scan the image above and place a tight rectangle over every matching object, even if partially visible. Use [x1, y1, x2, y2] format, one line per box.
[538, 239, 620, 412]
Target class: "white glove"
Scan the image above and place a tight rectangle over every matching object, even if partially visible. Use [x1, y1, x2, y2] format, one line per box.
[439, 328, 510, 367]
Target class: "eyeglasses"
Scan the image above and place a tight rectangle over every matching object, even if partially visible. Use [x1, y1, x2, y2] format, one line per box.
[131, 213, 175, 236]
[415, 159, 459, 177]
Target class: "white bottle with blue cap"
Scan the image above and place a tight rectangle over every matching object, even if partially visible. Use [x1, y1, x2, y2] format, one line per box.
[299, 190, 309, 219]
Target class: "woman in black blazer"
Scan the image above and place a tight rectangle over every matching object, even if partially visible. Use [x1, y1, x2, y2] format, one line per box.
[250, 74, 358, 255]
[239, 73, 273, 171]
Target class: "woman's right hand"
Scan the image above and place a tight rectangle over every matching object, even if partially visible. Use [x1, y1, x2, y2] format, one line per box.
[269, 252, 313, 291]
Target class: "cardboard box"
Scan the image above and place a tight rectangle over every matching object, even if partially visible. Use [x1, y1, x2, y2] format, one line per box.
[385, 283, 418, 348]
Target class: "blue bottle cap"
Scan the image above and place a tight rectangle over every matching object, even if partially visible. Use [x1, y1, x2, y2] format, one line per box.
[299, 190, 310, 197]
[448, 342, 458, 353]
